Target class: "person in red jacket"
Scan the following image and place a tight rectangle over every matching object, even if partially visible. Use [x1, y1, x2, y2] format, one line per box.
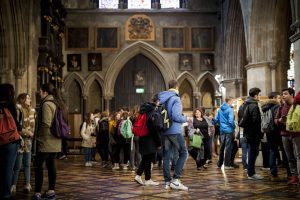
[275, 88, 300, 185]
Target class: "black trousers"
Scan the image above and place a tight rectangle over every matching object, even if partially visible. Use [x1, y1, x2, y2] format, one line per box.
[34, 152, 57, 193]
[97, 144, 109, 162]
[136, 153, 156, 180]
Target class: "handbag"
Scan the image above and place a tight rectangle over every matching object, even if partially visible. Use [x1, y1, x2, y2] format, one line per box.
[191, 134, 203, 149]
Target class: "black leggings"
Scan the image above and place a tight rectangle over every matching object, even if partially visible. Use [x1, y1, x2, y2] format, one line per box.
[136, 153, 155, 180]
[34, 152, 57, 193]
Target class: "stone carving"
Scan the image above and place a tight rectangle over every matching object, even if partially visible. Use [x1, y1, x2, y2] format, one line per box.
[126, 14, 155, 41]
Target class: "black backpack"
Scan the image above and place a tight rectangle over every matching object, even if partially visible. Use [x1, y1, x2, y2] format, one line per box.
[147, 105, 171, 132]
[238, 103, 250, 128]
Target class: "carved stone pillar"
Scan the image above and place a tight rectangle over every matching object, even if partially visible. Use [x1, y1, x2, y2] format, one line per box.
[82, 95, 87, 119]
[193, 92, 201, 108]
[268, 62, 277, 92]
[13, 68, 26, 95]
[104, 95, 113, 112]
[222, 79, 243, 98]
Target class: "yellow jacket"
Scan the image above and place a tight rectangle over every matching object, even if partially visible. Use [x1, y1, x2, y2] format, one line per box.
[286, 105, 300, 132]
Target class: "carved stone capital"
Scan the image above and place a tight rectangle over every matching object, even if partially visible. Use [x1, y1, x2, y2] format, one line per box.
[268, 62, 277, 70]
[13, 68, 26, 79]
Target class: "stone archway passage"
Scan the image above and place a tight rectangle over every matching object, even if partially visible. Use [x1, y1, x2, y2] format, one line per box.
[113, 54, 165, 111]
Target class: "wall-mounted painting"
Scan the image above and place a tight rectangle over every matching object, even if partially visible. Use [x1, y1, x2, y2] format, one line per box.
[190, 27, 214, 51]
[67, 54, 81, 72]
[95, 27, 120, 50]
[66, 27, 89, 50]
[200, 53, 214, 71]
[161, 27, 185, 51]
[88, 53, 102, 71]
[134, 70, 146, 86]
[179, 53, 192, 71]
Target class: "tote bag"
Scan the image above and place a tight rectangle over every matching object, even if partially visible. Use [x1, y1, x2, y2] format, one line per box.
[191, 134, 203, 149]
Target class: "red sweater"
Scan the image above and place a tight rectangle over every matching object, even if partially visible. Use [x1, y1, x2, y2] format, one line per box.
[275, 103, 300, 136]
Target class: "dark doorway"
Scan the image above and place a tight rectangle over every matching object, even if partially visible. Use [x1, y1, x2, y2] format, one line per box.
[113, 54, 165, 111]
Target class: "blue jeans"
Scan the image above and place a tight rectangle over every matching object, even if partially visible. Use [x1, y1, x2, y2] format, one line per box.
[12, 151, 32, 185]
[217, 133, 234, 167]
[83, 147, 92, 162]
[247, 140, 260, 176]
[163, 134, 188, 183]
[0, 142, 18, 199]
[240, 137, 248, 169]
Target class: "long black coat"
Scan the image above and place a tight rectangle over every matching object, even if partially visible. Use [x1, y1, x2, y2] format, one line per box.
[138, 102, 162, 156]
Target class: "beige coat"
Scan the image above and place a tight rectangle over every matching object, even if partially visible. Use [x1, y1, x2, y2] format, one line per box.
[81, 122, 96, 148]
[36, 95, 61, 152]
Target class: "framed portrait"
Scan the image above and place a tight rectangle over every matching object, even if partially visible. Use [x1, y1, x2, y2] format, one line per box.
[134, 70, 145, 86]
[95, 27, 120, 50]
[200, 53, 215, 71]
[66, 27, 89, 50]
[67, 54, 81, 72]
[179, 53, 192, 71]
[161, 27, 185, 51]
[190, 27, 214, 51]
[88, 53, 102, 71]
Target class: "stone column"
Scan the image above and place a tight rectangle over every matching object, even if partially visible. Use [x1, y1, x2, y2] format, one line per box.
[268, 62, 277, 92]
[245, 62, 272, 96]
[104, 95, 113, 112]
[13, 68, 25, 95]
[82, 95, 87, 120]
[193, 92, 201, 108]
[223, 79, 244, 98]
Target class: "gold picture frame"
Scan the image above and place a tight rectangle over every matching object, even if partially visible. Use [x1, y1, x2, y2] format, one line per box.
[161, 27, 185, 51]
[190, 27, 214, 51]
[66, 27, 90, 50]
[95, 27, 120, 51]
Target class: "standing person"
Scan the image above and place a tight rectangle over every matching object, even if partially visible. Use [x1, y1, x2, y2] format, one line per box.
[159, 80, 189, 191]
[242, 87, 264, 180]
[134, 95, 162, 186]
[11, 93, 35, 193]
[215, 97, 236, 170]
[96, 111, 110, 167]
[275, 88, 300, 185]
[0, 84, 22, 200]
[129, 105, 141, 170]
[33, 83, 66, 200]
[261, 92, 281, 180]
[81, 112, 96, 167]
[109, 112, 122, 170]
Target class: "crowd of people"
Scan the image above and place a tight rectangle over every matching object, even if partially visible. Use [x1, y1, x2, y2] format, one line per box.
[0, 80, 300, 200]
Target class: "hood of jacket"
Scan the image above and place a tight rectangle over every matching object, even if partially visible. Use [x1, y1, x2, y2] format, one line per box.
[158, 90, 178, 105]
[220, 102, 232, 111]
[245, 96, 258, 105]
[261, 99, 280, 112]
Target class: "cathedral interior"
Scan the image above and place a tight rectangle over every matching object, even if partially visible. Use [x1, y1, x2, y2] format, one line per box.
[1, 0, 300, 199]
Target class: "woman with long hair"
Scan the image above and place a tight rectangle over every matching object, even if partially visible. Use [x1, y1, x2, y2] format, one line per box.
[81, 112, 96, 167]
[11, 93, 35, 193]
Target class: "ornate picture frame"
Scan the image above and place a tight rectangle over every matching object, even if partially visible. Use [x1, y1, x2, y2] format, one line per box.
[67, 54, 81, 72]
[190, 27, 214, 51]
[200, 53, 215, 71]
[95, 27, 120, 50]
[88, 53, 102, 71]
[66, 27, 89, 50]
[161, 27, 185, 51]
[179, 53, 192, 71]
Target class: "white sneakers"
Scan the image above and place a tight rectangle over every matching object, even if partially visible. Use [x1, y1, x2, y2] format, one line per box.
[24, 183, 31, 193]
[170, 179, 189, 191]
[145, 179, 160, 186]
[134, 175, 144, 185]
[248, 174, 264, 180]
[11, 185, 16, 193]
[112, 163, 120, 170]
[85, 162, 92, 167]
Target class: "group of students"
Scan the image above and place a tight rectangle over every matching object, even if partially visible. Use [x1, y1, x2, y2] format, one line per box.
[0, 83, 68, 200]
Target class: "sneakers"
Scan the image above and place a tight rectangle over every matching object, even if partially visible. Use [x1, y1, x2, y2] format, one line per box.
[165, 182, 171, 190]
[287, 175, 298, 185]
[24, 183, 32, 193]
[11, 185, 16, 193]
[248, 174, 264, 180]
[224, 166, 234, 170]
[41, 191, 56, 199]
[170, 179, 189, 191]
[59, 155, 67, 160]
[112, 163, 120, 170]
[206, 160, 212, 164]
[85, 162, 92, 167]
[260, 167, 270, 171]
[134, 175, 144, 185]
[32, 193, 42, 200]
[145, 179, 160, 186]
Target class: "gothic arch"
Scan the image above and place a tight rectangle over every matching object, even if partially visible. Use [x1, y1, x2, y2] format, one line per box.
[197, 72, 219, 93]
[84, 72, 104, 96]
[104, 41, 176, 98]
[177, 71, 197, 92]
[63, 72, 85, 95]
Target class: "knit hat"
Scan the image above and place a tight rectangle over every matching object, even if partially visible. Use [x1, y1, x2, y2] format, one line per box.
[295, 91, 300, 104]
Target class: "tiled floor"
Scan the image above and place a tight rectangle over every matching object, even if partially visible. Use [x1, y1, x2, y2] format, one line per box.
[13, 155, 300, 199]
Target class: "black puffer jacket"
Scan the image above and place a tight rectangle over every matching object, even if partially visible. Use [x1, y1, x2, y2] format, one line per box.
[243, 96, 263, 142]
[138, 102, 162, 156]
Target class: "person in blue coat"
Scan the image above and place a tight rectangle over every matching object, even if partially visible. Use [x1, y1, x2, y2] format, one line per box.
[215, 97, 236, 169]
[159, 80, 189, 191]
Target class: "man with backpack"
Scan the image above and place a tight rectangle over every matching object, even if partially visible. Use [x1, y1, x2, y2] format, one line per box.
[240, 87, 264, 180]
[261, 92, 281, 180]
[159, 80, 189, 191]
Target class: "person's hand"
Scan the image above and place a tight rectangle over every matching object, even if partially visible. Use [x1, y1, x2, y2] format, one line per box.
[28, 131, 34, 138]
[187, 117, 193, 123]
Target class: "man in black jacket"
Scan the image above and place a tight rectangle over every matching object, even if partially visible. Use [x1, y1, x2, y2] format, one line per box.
[242, 87, 264, 180]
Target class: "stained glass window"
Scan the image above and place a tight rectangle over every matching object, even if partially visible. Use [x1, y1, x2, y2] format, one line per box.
[161, 0, 180, 8]
[128, 0, 151, 9]
[99, 0, 118, 9]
